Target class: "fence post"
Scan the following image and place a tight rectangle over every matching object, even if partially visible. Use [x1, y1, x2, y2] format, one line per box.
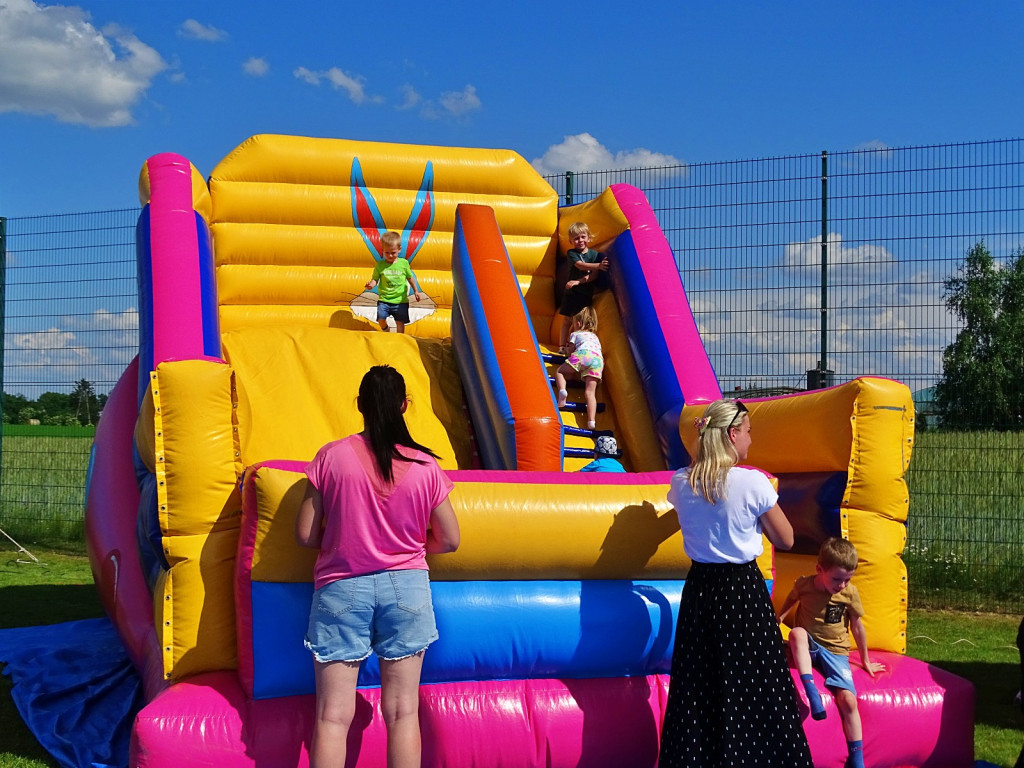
[0, 216, 6, 469]
[565, 171, 574, 206]
[807, 152, 833, 389]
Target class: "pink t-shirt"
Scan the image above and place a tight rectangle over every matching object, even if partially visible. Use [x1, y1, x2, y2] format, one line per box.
[305, 434, 454, 589]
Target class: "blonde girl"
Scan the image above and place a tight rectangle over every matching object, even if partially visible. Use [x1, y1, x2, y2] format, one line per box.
[554, 306, 603, 430]
[658, 399, 811, 768]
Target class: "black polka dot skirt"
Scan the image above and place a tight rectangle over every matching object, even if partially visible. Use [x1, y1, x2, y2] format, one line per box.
[658, 560, 813, 768]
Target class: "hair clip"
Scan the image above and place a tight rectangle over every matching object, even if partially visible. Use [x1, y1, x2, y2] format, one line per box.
[693, 416, 710, 437]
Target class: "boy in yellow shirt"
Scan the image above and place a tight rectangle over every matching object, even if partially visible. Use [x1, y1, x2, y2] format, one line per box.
[777, 537, 885, 768]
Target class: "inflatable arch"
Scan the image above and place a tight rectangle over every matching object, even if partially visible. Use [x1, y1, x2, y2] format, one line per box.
[85, 135, 974, 767]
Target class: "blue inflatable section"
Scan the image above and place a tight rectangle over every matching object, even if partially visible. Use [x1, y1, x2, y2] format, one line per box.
[250, 579, 687, 700]
[606, 230, 690, 469]
[777, 471, 848, 556]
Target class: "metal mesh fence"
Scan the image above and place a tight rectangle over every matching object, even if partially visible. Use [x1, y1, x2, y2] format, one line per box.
[0, 209, 138, 547]
[3, 139, 1023, 611]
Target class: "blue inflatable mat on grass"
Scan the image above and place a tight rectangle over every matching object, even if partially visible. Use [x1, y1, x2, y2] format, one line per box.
[0, 617, 142, 768]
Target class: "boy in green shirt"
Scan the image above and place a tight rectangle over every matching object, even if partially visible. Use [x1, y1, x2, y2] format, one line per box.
[365, 231, 423, 333]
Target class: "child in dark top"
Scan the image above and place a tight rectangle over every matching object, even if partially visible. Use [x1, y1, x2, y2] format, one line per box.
[557, 221, 608, 354]
[777, 537, 885, 768]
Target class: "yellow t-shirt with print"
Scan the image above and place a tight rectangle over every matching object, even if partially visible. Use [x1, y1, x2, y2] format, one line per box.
[788, 574, 865, 656]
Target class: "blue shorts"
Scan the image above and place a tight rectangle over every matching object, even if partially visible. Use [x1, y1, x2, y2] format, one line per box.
[808, 636, 857, 693]
[304, 569, 438, 663]
[377, 301, 410, 323]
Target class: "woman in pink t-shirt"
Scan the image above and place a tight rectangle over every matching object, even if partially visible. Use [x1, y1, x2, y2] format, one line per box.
[296, 365, 460, 768]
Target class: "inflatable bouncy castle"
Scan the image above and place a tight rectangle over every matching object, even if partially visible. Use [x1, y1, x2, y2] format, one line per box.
[85, 135, 974, 767]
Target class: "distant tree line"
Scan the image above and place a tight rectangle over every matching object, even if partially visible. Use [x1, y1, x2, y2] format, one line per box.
[936, 241, 1024, 429]
[1, 379, 106, 427]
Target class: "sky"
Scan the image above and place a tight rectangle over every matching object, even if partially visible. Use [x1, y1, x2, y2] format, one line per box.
[3, 0, 1024, 399]
[2, 0, 1024, 217]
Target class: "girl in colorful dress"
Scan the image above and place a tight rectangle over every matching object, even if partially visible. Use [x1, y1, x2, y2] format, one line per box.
[554, 306, 603, 430]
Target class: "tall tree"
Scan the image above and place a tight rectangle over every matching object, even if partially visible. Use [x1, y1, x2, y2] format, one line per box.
[935, 241, 1024, 429]
[71, 378, 98, 425]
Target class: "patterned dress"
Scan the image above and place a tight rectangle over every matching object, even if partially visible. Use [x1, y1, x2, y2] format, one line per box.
[659, 469, 813, 767]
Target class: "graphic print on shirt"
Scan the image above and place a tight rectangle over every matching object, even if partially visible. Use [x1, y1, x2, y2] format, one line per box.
[824, 602, 845, 625]
[347, 157, 438, 327]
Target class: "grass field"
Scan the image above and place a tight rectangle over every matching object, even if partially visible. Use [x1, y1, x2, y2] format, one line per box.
[906, 429, 1024, 612]
[0, 433, 92, 547]
[1, 547, 1022, 767]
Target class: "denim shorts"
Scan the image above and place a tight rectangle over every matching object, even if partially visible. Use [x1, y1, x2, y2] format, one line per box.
[808, 636, 857, 693]
[376, 300, 410, 323]
[305, 569, 438, 663]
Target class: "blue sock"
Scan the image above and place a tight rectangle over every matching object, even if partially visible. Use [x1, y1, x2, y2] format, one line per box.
[845, 740, 864, 768]
[801, 674, 826, 720]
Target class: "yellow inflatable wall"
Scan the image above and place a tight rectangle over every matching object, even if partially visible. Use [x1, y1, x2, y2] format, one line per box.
[681, 378, 914, 652]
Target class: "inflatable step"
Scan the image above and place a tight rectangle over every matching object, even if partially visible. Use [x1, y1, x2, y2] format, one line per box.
[564, 446, 622, 459]
[558, 401, 606, 414]
[548, 376, 584, 389]
[562, 425, 613, 438]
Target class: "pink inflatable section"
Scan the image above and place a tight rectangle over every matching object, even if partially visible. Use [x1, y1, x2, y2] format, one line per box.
[130, 652, 972, 767]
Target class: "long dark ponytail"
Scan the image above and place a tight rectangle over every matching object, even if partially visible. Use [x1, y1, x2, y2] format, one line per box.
[357, 365, 439, 482]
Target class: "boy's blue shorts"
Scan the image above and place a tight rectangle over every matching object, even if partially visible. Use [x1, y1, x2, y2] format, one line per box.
[808, 636, 857, 693]
[377, 300, 410, 323]
[304, 569, 438, 663]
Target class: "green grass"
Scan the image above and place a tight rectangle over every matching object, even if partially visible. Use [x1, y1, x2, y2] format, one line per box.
[0, 549, 1021, 767]
[907, 609, 1023, 767]
[906, 429, 1024, 612]
[0, 434, 92, 547]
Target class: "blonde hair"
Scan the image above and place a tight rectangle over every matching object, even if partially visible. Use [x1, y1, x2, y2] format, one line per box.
[818, 537, 858, 571]
[688, 399, 748, 504]
[380, 231, 402, 249]
[573, 306, 598, 333]
[568, 221, 591, 240]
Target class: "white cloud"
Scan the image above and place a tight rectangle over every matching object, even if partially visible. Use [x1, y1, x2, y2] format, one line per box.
[0, 0, 167, 127]
[852, 139, 892, 155]
[531, 133, 684, 176]
[293, 66, 320, 85]
[66, 307, 139, 332]
[397, 84, 421, 110]
[6, 308, 140, 396]
[438, 84, 480, 117]
[243, 57, 269, 77]
[783, 233, 895, 269]
[294, 65, 379, 104]
[324, 67, 368, 103]
[686, 235, 954, 389]
[9, 327, 90, 363]
[179, 19, 227, 42]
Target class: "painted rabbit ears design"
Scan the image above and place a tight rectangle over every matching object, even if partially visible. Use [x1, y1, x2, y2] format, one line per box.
[351, 157, 435, 263]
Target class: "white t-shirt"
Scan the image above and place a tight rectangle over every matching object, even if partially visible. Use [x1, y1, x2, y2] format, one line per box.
[667, 466, 778, 564]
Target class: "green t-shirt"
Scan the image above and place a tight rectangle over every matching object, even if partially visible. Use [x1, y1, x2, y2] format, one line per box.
[567, 248, 604, 296]
[372, 257, 415, 304]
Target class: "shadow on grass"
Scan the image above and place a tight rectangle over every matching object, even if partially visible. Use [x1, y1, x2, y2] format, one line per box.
[921, 659, 1022, 731]
[0, 584, 104, 630]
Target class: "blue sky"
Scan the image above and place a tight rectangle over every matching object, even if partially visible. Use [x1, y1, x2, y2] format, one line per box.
[3, 0, 1024, 217]
[3, 0, 1024, 399]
